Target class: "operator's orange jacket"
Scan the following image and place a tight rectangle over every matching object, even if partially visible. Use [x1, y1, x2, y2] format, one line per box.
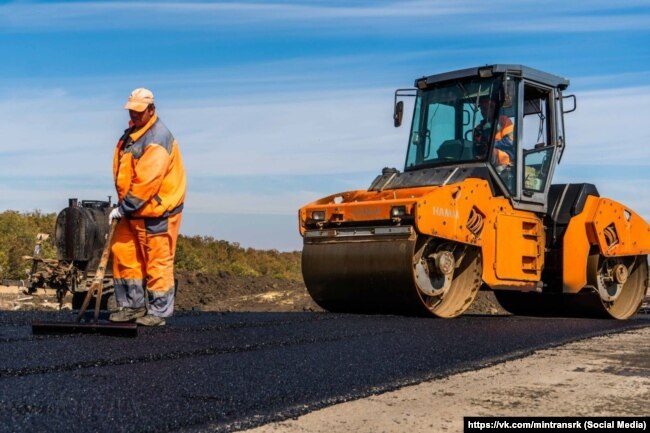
[113, 114, 186, 217]
[494, 115, 514, 166]
[495, 115, 513, 142]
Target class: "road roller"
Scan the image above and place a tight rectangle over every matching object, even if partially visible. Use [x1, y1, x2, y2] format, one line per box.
[298, 64, 650, 319]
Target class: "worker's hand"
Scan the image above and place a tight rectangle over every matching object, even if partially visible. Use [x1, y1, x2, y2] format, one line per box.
[109, 207, 123, 223]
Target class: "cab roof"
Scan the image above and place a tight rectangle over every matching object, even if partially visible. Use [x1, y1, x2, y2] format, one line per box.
[415, 64, 570, 91]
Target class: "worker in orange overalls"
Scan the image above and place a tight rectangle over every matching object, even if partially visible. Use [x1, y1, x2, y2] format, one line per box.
[108, 88, 187, 326]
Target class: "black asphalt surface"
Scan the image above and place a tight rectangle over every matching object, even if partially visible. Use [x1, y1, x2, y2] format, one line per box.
[0, 310, 648, 433]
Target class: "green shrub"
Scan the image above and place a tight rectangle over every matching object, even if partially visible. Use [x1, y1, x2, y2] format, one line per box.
[0, 210, 57, 280]
[0, 211, 302, 281]
[175, 235, 302, 280]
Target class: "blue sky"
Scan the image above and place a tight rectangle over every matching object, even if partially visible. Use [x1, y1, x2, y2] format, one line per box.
[1, 1, 649, 251]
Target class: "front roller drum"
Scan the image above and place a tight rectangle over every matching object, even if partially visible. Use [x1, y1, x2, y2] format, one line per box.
[302, 227, 482, 317]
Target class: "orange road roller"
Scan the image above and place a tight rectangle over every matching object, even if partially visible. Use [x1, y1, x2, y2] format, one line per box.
[299, 64, 650, 319]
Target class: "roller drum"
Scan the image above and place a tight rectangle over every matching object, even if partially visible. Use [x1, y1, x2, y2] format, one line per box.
[303, 229, 429, 315]
[302, 226, 482, 317]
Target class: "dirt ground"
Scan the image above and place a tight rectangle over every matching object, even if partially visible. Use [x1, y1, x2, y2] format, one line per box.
[174, 271, 509, 315]
[174, 272, 321, 313]
[0, 271, 509, 315]
[0, 272, 313, 312]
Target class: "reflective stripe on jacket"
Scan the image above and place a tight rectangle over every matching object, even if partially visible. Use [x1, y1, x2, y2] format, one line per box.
[113, 114, 186, 218]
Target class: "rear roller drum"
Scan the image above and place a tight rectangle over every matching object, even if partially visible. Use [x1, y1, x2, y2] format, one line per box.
[494, 254, 648, 320]
[586, 254, 648, 319]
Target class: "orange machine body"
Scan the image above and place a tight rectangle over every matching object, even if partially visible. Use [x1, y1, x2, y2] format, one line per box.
[562, 195, 650, 293]
[300, 179, 650, 294]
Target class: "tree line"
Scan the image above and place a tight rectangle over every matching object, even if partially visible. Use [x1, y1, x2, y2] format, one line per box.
[0, 210, 302, 281]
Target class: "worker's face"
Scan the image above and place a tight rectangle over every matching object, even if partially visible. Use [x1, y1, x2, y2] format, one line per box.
[129, 105, 155, 128]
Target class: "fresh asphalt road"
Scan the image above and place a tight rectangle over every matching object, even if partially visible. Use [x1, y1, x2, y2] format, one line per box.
[0, 310, 648, 433]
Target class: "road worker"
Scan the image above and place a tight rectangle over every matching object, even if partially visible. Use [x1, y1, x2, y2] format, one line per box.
[108, 88, 186, 326]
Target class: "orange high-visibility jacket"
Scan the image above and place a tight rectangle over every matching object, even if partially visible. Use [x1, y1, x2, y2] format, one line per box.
[494, 115, 514, 166]
[495, 115, 514, 142]
[113, 114, 186, 218]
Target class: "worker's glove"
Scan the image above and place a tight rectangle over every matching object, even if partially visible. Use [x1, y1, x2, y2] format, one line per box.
[108, 207, 123, 223]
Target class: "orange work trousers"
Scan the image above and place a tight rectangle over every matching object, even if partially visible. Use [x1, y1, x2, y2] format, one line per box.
[111, 212, 182, 317]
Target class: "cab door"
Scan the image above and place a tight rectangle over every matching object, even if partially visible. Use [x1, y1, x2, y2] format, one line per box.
[516, 81, 559, 209]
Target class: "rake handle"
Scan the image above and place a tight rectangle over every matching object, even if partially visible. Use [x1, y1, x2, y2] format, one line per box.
[76, 219, 118, 323]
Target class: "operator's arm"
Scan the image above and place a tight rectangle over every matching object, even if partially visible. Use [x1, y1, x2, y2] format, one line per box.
[494, 135, 514, 159]
[494, 116, 514, 159]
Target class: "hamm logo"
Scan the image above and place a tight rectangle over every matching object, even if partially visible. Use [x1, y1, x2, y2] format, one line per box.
[432, 206, 459, 219]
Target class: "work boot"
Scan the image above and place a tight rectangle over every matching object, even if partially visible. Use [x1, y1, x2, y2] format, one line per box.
[109, 307, 146, 322]
[135, 314, 166, 327]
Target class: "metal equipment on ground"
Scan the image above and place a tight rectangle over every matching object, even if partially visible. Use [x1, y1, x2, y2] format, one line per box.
[299, 64, 650, 319]
[32, 220, 137, 337]
[25, 198, 116, 309]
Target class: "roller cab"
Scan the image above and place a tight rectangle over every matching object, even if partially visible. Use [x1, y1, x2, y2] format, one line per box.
[299, 65, 650, 319]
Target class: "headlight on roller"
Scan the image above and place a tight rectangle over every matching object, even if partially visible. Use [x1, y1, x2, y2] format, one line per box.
[311, 210, 326, 222]
[390, 206, 406, 218]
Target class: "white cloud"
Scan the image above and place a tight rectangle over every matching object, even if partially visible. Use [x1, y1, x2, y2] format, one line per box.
[0, 84, 408, 175]
[562, 86, 650, 166]
[0, 90, 121, 179]
[1, 1, 647, 34]
[167, 89, 407, 177]
[0, 1, 470, 30]
[1, 77, 647, 194]
[0, 180, 112, 212]
[1, 71, 649, 249]
[496, 14, 650, 33]
[187, 189, 318, 215]
[0, 80, 409, 224]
